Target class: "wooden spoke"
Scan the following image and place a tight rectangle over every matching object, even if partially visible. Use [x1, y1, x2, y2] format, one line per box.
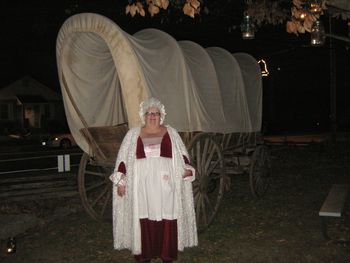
[201, 196, 208, 226]
[249, 145, 271, 198]
[78, 153, 112, 221]
[188, 133, 225, 232]
[195, 193, 202, 224]
[203, 193, 215, 215]
[100, 190, 112, 217]
[195, 142, 201, 174]
[201, 138, 210, 169]
[222, 133, 232, 150]
[85, 181, 106, 192]
[193, 181, 200, 196]
[84, 170, 106, 177]
[204, 146, 216, 172]
[90, 185, 108, 208]
[207, 158, 221, 176]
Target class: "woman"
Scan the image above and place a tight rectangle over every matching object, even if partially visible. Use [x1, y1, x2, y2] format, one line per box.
[110, 97, 198, 262]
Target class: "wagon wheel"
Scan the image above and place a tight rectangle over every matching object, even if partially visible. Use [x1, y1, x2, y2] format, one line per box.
[78, 153, 112, 221]
[249, 145, 271, 198]
[188, 133, 225, 232]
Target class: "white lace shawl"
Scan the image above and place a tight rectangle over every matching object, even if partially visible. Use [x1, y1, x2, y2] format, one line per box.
[109, 125, 198, 254]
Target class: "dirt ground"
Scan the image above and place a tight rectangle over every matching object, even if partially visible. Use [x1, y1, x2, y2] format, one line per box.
[1, 142, 350, 263]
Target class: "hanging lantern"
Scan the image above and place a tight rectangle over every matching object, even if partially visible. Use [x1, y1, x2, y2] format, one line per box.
[241, 15, 255, 40]
[7, 237, 16, 254]
[311, 20, 325, 46]
[309, 0, 322, 14]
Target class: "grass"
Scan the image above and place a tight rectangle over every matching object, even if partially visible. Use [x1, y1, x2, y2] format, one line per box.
[1, 141, 350, 262]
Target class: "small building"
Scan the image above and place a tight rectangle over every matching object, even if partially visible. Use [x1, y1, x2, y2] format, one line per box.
[0, 76, 66, 134]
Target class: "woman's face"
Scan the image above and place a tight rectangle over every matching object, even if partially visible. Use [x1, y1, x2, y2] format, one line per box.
[144, 106, 161, 126]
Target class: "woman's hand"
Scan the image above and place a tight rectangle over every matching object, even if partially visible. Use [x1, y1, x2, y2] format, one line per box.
[184, 169, 192, 178]
[183, 165, 195, 182]
[117, 185, 126, 197]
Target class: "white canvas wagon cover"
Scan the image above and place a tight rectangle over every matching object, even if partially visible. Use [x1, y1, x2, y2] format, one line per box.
[56, 13, 262, 154]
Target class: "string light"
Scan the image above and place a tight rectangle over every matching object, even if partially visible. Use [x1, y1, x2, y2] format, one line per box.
[258, 59, 269, 77]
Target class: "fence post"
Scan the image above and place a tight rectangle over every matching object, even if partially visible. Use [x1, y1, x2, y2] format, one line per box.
[58, 154, 70, 172]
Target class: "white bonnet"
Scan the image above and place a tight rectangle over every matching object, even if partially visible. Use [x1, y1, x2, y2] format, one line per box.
[139, 97, 166, 125]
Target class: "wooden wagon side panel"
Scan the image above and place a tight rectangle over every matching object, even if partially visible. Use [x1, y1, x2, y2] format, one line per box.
[80, 123, 128, 165]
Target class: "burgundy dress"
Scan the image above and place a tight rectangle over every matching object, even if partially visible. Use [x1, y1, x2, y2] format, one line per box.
[117, 132, 192, 262]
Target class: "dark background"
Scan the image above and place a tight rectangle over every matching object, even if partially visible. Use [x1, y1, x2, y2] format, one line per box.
[1, 0, 350, 133]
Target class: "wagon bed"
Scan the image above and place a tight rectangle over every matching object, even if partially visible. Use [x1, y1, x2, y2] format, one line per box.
[263, 133, 329, 146]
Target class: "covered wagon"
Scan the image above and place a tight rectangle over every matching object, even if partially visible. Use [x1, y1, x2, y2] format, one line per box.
[56, 13, 270, 231]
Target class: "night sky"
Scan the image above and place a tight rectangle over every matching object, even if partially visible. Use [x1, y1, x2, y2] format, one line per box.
[1, 0, 350, 132]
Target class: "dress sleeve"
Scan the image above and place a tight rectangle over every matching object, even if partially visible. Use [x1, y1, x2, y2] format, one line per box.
[109, 161, 127, 186]
[167, 126, 196, 182]
[183, 155, 195, 182]
[117, 162, 126, 174]
[183, 155, 190, 165]
[109, 129, 134, 186]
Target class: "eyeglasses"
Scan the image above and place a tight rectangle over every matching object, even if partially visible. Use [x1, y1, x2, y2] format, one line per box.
[145, 112, 161, 117]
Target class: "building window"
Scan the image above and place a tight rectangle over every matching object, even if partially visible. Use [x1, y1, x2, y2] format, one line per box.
[0, 104, 9, 120]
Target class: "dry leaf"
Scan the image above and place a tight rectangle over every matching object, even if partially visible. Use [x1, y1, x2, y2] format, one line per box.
[161, 0, 169, 10]
[291, 7, 298, 18]
[139, 8, 146, 17]
[183, 3, 195, 18]
[303, 16, 315, 32]
[125, 5, 130, 15]
[321, 0, 327, 10]
[293, 0, 303, 9]
[286, 21, 298, 35]
[189, 0, 200, 10]
[296, 22, 305, 33]
[130, 4, 137, 17]
[148, 4, 160, 17]
[276, 239, 287, 243]
[153, 0, 162, 7]
[136, 1, 143, 10]
[136, 1, 145, 16]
